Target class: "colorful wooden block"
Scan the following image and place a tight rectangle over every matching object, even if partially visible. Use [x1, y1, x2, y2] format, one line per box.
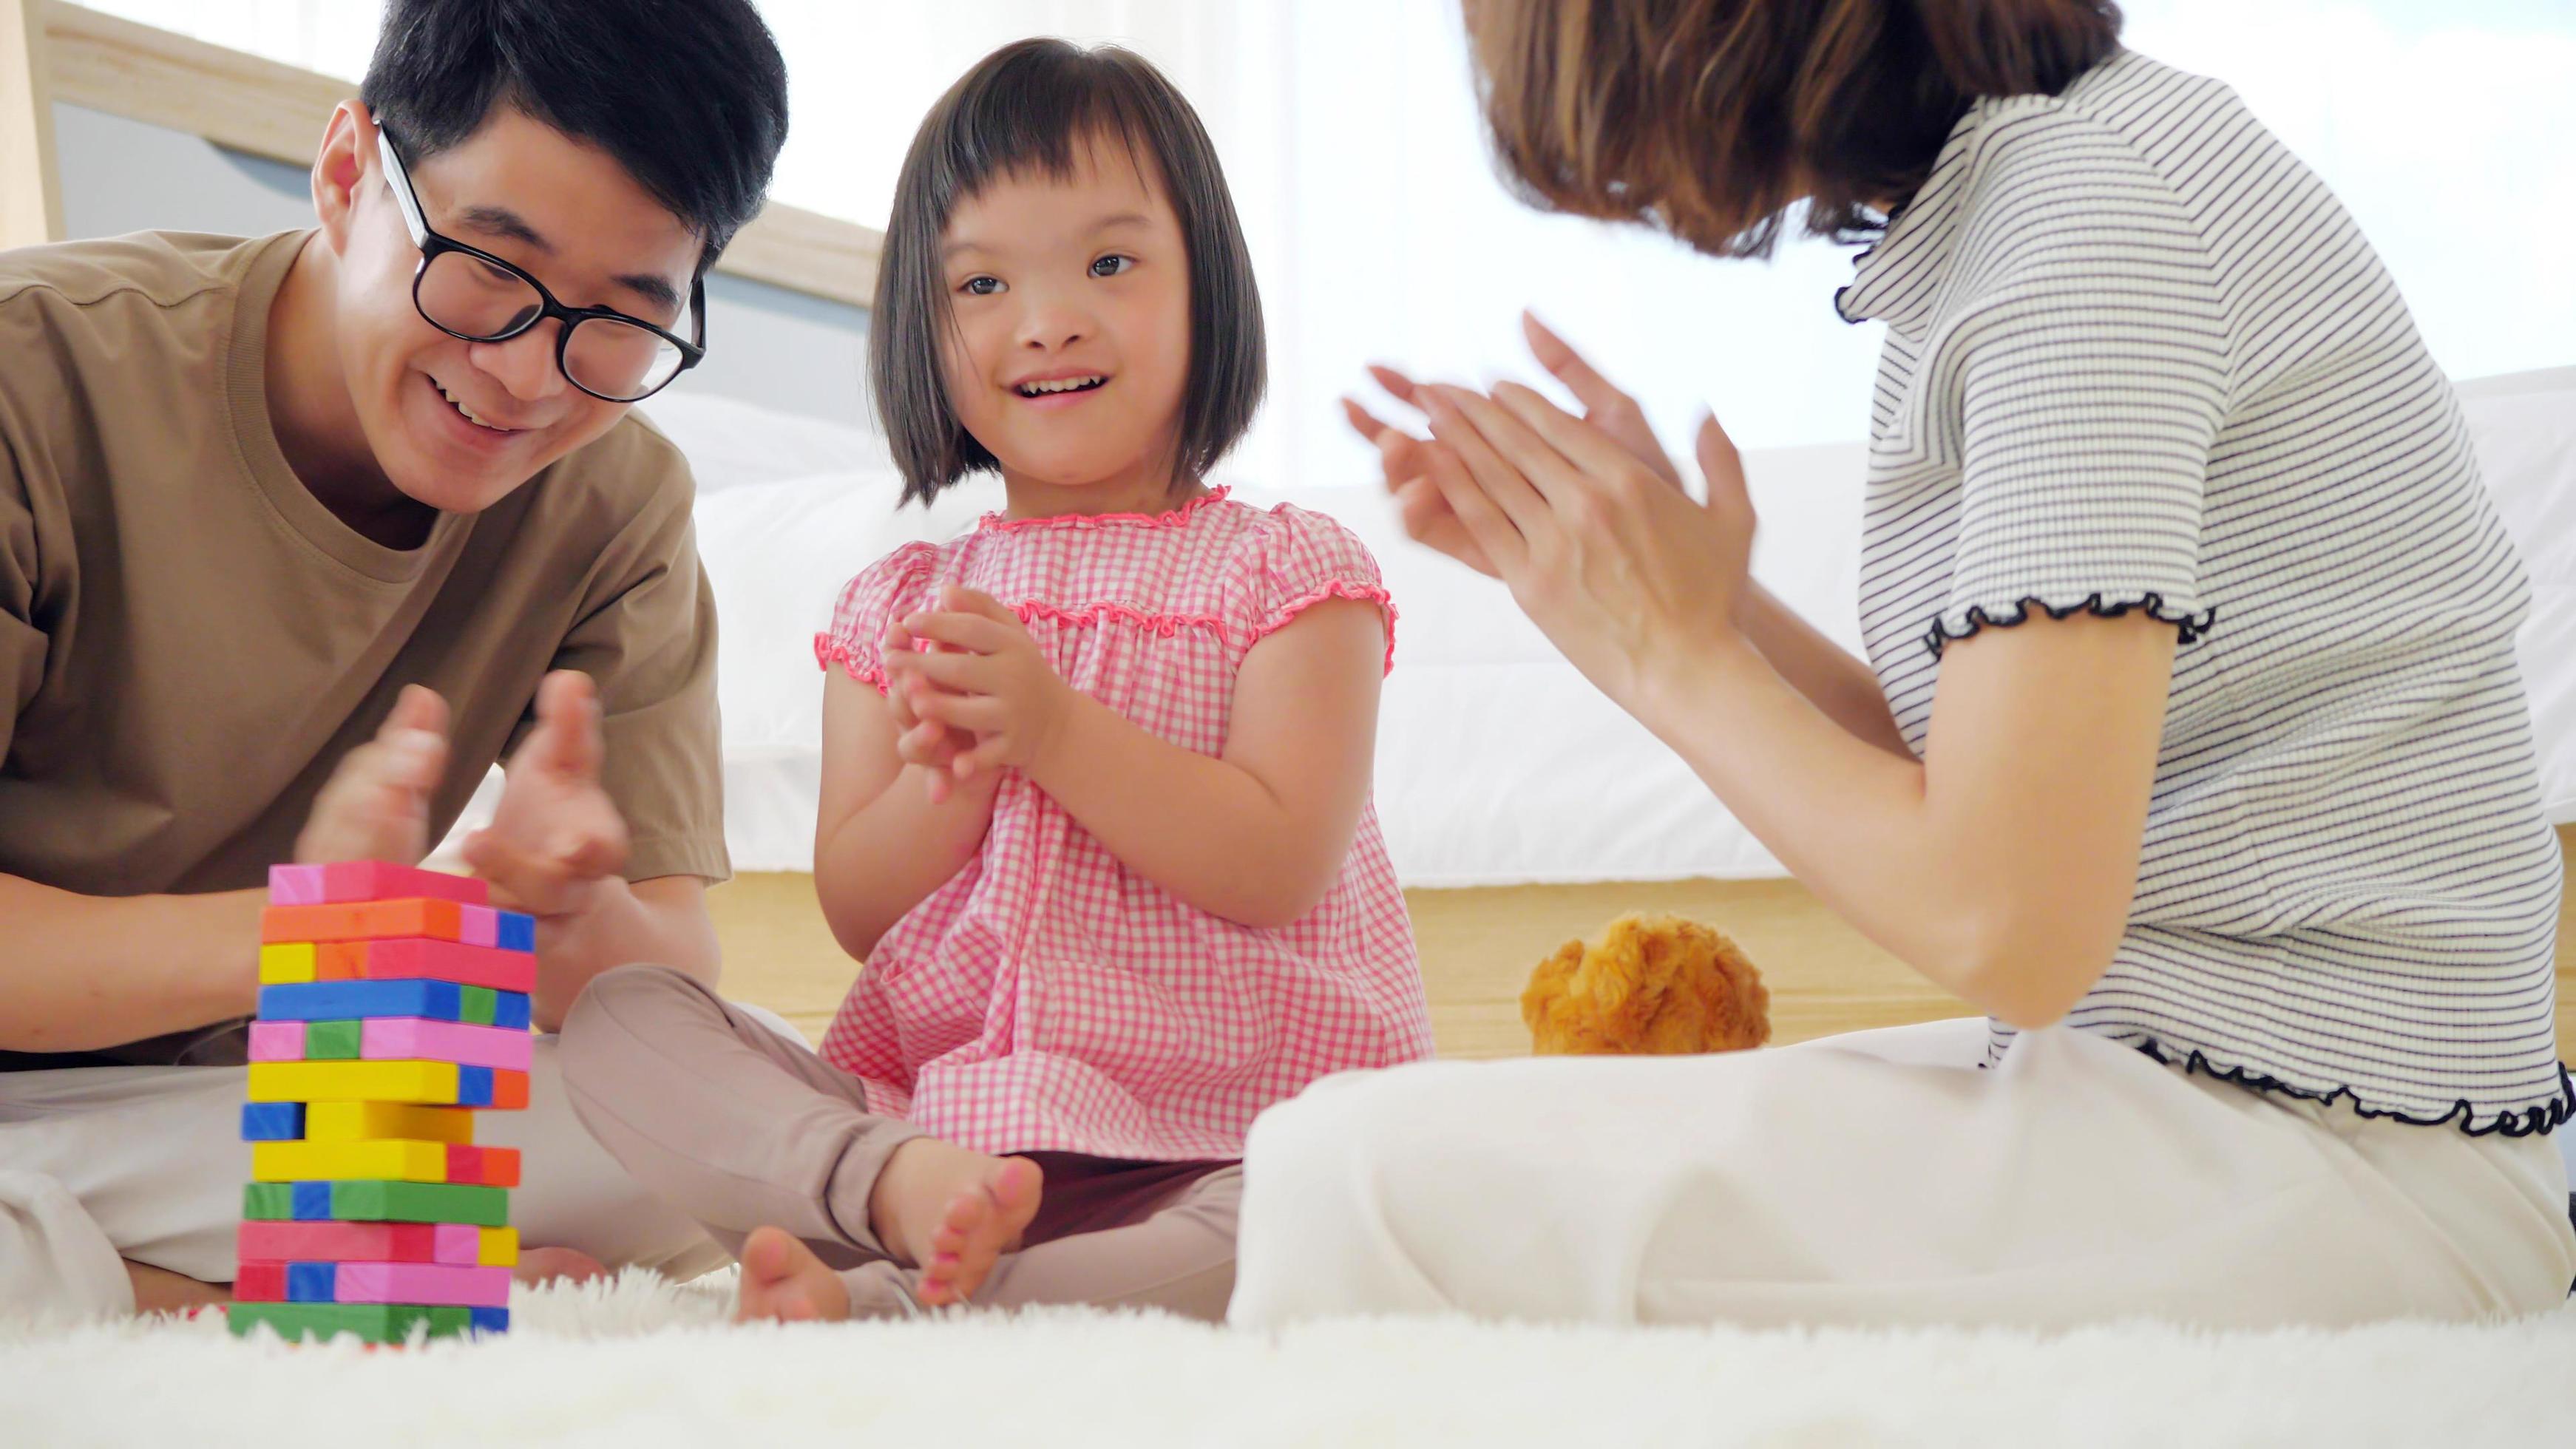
[465, 1226, 518, 1267]
[304, 1101, 473, 1146]
[259, 978, 461, 1022]
[362, 1018, 533, 1072]
[239, 1102, 305, 1141]
[243, 1179, 510, 1226]
[251, 1138, 452, 1184]
[246, 1021, 306, 1062]
[443, 1144, 521, 1188]
[446, 1067, 532, 1110]
[249, 1141, 517, 1187]
[232, 1260, 287, 1302]
[318, 938, 536, 993]
[257, 980, 529, 1029]
[240, 1220, 443, 1264]
[302, 1019, 363, 1060]
[268, 861, 489, 907]
[333, 1261, 512, 1308]
[492, 1069, 529, 1110]
[258, 943, 317, 985]
[225, 1301, 481, 1344]
[260, 897, 465, 945]
[287, 1261, 338, 1303]
[247, 1059, 461, 1104]
[453, 905, 538, 951]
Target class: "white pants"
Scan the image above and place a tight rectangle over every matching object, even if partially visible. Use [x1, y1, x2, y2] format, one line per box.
[0, 1031, 746, 1321]
[1229, 1019, 2576, 1331]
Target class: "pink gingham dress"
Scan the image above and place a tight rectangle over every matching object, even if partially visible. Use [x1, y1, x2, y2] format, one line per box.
[810, 487, 1434, 1161]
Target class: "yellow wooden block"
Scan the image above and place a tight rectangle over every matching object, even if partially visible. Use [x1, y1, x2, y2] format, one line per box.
[246, 1059, 461, 1104]
[478, 1227, 518, 1267]
[258, 943, 317, 985]
[303, 1101, 475, 1145]
[251, 1138, 450, 1184]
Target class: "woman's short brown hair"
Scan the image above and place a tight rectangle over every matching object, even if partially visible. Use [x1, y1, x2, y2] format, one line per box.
[1462, 0, 2123, 257]
[870, 38, 1265, 505]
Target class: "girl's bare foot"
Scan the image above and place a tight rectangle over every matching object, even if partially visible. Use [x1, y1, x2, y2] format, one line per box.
[734, 1226, 850, 1323]
[869, 1139, 1045, 1307]
[514, 1246, 609, 1287]
[124, 1259, 228, 1314]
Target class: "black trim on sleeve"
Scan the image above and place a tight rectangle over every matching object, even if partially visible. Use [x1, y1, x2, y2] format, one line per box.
[1924, 593, 2217, 659]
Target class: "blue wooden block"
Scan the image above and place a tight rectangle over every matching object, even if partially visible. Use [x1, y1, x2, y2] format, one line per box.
[240, 1102, 305, 1141]
[495, 912, 535, 952]
[491, 991, 531, 1031]
[470, 1306, 509, 1334]
[291, 1181, 335, 1221]
[259, 979, 463, 1023]
[287, 1261, 337, 1303]
[456, 1065, 494, 1107]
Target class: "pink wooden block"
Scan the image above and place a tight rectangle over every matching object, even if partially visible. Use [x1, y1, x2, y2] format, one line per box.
[268, 862, 488, 907]
[247, 1020, 308, 1062]
[332, 1261, 512, 1308]
[459, 905, 499, 948]
[433, 1224, 484, 1266]
[266, 865, 330, 906]
[362, 1018, 533, 1071]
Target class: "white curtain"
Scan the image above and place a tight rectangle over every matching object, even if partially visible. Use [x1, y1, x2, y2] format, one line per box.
[83, 0, 2576, 486]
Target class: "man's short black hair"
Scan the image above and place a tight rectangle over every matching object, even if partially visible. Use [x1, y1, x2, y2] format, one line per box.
[360, 0, 789, 265]
[871, 38, 1266, 505]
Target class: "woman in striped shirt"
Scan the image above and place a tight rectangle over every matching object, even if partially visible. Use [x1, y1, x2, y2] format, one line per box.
[1230, 0, 2576, 1328]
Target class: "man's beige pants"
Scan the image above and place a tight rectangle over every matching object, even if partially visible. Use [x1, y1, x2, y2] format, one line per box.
[1, 1031, 740, 1321]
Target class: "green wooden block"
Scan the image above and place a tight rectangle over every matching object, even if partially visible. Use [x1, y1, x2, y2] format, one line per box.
[332, 1179, 511, 1226]
[243, 1182, 295, 1221]
[460, 986, 498, 1026]
[226, 1301, 475, 1344]
[241, 1179, 509, 1226]
[302, 1019, 362, 1059]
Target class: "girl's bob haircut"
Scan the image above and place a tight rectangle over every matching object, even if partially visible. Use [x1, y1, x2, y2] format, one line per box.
[870, 38, 1266, 504]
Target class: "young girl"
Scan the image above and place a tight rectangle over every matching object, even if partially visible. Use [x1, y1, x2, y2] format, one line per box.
[558, 38, 1432, 1322]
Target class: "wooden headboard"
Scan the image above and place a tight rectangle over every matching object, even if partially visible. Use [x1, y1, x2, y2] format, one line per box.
[1, 1, 883, 306]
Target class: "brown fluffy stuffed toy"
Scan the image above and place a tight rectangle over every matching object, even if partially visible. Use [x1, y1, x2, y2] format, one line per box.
[1522, 913, 1772, 1055]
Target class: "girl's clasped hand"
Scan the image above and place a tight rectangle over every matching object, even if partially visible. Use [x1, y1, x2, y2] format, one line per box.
[881, 586, 1075, 803]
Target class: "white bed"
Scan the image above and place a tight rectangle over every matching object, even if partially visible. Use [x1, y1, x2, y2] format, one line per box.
[439, 367, 2576, 887]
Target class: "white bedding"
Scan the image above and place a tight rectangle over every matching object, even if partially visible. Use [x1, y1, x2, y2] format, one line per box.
[440, 371, 2576, 886]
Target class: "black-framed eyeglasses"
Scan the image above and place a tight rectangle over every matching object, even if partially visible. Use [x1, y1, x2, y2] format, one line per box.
[377, 125, 705, 403]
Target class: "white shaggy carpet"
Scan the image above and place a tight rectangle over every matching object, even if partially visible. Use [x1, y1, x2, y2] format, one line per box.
[5, 1272, 2573, 1447]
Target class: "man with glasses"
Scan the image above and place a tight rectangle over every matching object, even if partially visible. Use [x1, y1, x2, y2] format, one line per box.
[0, 0, 786, 1318]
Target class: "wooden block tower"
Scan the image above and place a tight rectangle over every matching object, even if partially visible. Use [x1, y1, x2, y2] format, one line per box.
[226, 861, 536, 1344]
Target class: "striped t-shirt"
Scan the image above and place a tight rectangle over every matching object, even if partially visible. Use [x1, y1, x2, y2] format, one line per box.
[1840, 49, 2569, 1136]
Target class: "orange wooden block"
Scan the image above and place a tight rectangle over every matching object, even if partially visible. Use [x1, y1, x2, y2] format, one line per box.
[489, 1070, 529, 1110]
[261, 898, 464, 945]
[446, 1145, 522, 1188]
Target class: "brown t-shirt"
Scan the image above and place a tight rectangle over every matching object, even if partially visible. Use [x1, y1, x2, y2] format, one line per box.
[0, 230, 729, 1069]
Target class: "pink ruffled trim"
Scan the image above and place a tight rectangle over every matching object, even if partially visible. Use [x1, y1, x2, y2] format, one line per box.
[813, 578, 1397, 681]
[813, 633, 889, 690]
[977, 486, 1232, 535]
[1014, 598, 1234, 643]
[1247, 582, 1398, 674]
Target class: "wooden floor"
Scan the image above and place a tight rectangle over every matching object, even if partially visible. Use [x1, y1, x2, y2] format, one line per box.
[707, 824, 2576, 1064]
